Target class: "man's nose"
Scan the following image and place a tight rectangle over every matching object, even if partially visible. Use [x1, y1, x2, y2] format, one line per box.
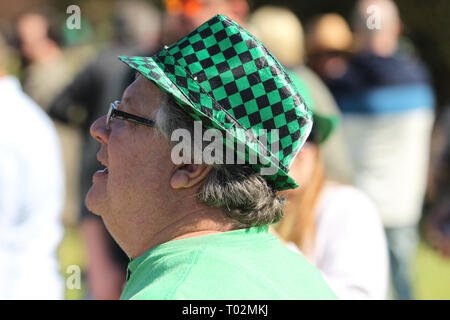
[90, 115, 109, 145]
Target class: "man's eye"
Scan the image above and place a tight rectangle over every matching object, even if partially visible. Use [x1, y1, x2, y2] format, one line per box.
[113, 115, 126, 123]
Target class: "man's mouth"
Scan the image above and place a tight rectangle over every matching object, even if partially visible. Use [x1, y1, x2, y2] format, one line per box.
[99, 167, 109, 174]
[96, 153, 109, 177]
[93, 167, 109, 179]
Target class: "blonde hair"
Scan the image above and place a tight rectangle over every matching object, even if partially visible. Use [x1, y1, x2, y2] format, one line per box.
[275, 150, 325, 258]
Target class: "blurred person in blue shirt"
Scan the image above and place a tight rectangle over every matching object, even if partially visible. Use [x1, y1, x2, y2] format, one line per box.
[249, 6, 389, 300]
[325, 0, 435, 300]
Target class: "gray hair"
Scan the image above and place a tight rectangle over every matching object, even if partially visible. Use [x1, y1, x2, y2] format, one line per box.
[154, 92, 285, 228]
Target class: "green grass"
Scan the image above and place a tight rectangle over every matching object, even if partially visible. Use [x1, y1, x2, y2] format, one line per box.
[414, 241, 450, 299]
[58, 226, 87, 300]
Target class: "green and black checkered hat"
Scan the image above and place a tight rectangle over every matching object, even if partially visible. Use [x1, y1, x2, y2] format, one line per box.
[119, 14, 312, 190]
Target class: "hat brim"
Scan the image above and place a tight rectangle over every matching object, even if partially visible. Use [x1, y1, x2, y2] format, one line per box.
[313, 113, 339, 144]
[119, 55, 300, 191]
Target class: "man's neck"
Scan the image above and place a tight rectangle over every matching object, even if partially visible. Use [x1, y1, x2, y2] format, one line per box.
[126, 207, 239, 259]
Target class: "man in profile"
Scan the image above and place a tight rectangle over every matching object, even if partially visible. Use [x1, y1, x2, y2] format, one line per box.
[85, 14, 336, 299]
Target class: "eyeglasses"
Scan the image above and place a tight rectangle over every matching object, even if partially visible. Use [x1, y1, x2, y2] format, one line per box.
[164, 0, 204, 18]
[106, 101, 155, 130]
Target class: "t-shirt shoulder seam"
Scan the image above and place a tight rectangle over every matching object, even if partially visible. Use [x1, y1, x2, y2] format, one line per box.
[164, 245, 205, 299]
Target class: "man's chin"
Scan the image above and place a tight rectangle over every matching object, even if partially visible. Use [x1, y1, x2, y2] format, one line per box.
[85, 189, 107, 216]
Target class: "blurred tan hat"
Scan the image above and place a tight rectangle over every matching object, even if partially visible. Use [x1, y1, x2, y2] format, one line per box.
[248, 6, 304, 66]
[306, 13, 353, 53]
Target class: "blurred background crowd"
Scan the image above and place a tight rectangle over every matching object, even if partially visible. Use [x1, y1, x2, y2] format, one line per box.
[0, 0, 449, 300]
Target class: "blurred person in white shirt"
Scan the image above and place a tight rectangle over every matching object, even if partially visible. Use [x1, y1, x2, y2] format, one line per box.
[273, 110, 389, 300]
[0, 34, 65, 299]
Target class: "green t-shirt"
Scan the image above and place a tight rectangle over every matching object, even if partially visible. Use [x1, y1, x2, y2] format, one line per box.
[120, 226, 337, 300]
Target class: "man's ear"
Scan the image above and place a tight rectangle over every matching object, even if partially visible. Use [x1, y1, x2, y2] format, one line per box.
[170, 164, 213, 189]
